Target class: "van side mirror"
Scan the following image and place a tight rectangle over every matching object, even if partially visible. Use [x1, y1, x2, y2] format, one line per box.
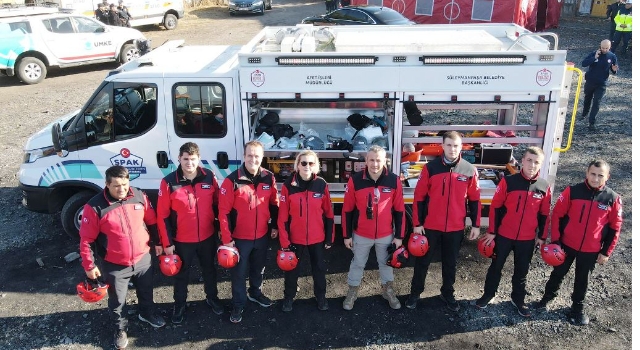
[95, 26, 106, 33]
[51, 122, 69, 157]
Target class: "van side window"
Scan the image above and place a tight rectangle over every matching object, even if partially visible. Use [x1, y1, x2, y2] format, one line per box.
[173, 84, 226, 138]
[4, 21, 32, 34]
[84, 84, 158, 145]
[72, 16, 102, 34]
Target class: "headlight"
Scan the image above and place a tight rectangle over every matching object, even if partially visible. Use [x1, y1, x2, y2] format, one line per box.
[229, 1, 235, 5]
[252, 0, 263, 5]
[24, 146, 56, 163]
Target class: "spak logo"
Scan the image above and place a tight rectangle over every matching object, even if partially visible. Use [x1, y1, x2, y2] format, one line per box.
[251, 69, 265, 87]
[110, 148, 147, 180]
[536, 68, 552, 86]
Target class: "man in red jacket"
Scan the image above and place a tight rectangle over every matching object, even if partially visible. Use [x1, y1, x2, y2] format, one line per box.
[406, 131, 481, 312]
[536, 159, 623, 325]
[473, 147, 551, 317]
[219, 140, 279, 323]
[157, 142, 224, 324]
[342, 145, 405, 311]
[79, 166, 165, 350]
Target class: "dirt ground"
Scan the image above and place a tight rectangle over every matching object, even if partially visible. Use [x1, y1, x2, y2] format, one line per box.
[0, 2, 633, 350]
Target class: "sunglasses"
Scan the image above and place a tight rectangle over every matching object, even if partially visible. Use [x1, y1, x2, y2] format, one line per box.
[300, 161, 315, 167]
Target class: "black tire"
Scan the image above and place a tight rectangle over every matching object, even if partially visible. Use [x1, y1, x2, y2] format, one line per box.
[61, 191, 95, 240]
[163, 13, 178, 30]
[17, 57, 47, 85]
[119, 44, 139, 64]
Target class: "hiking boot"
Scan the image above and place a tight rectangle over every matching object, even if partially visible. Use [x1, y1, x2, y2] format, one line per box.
[206, 297, 225, 315]
[343, 285, 359, 311]
[230, 307, 243, 323]
[114, 329, 128, 349]
[473, 295, 495, 309]
[281, 298, 293, 312]
[171, 304, 186, 324]
[248, 294, 274, 308]
[317, 297, 329, 311]
[405, 294, 419, 309]
[511, 300, 531, 317]
[138, 312, 166, 328]
[381, 282, 401, 310]
[439, 294, 460, 312]
[569, 311, 590, 326]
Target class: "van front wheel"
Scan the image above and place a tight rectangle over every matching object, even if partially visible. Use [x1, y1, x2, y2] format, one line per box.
[120, 44, 139, 64]
[61, 191, 95, 241]
[164, 13, 178, 30]
[17, 57, 47, 84]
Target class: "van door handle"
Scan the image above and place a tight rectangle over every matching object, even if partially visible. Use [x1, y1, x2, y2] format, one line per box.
[217, 152, 229, 169]
[157, 151, 168, 168]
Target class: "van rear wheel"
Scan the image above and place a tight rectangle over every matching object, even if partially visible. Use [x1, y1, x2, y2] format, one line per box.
[61, 191, 95, 241]
[17, 57, 47, 84]
[164, 13, 178, 30]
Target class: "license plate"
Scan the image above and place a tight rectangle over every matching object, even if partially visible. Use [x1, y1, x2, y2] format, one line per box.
[240, 7, 248, 10]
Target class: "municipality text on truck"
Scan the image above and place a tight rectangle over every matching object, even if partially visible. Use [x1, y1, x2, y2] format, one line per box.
[18, 23, 580, 239]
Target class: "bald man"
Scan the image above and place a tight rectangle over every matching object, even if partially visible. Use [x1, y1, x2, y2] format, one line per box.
[580, 39, 618, 132]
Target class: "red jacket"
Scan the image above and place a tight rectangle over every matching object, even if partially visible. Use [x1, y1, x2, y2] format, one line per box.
[342, 168, 405, 240]
[157, 167, 219, 246]
[79, 187, 158, 270]
[547, 181, 623, 256]
[489, 172, 551, 240]
[218, 166, 279, 244]
[412, 156, 481, 232]
[278, 173, 334, 247]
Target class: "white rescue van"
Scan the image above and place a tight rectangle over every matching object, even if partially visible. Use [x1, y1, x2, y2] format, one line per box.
[57, 0, 184, 30]
[18, 24, 580, 239]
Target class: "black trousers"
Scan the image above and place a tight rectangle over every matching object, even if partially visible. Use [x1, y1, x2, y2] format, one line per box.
[543, 244, 598, 313]
[173, 235, 218, 306]
[284, 242, 327, 300]
[481, 235, 536, 304]
[410, 229, 464, 298]
[103, 252, 154, 331]
[231, 235, 269, 308]
[582, 81, 607, 125]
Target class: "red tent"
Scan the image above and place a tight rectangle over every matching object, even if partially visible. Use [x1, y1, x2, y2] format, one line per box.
[349, 0, 562, 31]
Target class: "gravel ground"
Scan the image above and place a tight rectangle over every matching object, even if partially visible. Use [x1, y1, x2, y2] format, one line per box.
[0, 4, 633, 350]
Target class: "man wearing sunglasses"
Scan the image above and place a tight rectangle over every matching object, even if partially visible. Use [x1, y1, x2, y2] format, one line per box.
[342, 145, 406, 310]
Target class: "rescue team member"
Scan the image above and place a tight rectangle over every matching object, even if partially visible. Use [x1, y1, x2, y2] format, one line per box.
[406, 131, 481, 312]
[278, 150, 334, 312]
[580, 39, 618, 131]
[473, 147, 551, 317]
[219, 140, 279, 323]
[611, 0, 632, 57]
[342, 145, 405, 311]
[79, 166, 165, 350]
[536, 160, 623, 326]
[117, 0, 132, 27]
[95, 1, 109, 25]
[156, 142, 224, 324]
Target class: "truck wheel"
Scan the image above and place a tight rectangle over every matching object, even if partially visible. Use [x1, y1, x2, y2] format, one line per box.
[17, 57, 47, 84]
[163, 13, 178, 30]
[61, 191, 95, 240]
[119, 44, 139, 64]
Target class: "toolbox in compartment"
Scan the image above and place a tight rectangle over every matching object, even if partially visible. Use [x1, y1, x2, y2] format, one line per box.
[478, 144, 513, 165]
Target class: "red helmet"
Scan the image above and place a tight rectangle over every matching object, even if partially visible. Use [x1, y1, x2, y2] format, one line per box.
[477, 239, 496, 259]
[277, 249, 299, 271]
[76, 278, 109, 303]
[541, 244, 566, 266]
[407, 234, 429, 257]
[217, 246, 240, 269]
[386, 245, 409, 268]
[159, 254, 182, 276]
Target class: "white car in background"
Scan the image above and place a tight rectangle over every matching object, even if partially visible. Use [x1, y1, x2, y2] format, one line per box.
[0, 8, 146, 84]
